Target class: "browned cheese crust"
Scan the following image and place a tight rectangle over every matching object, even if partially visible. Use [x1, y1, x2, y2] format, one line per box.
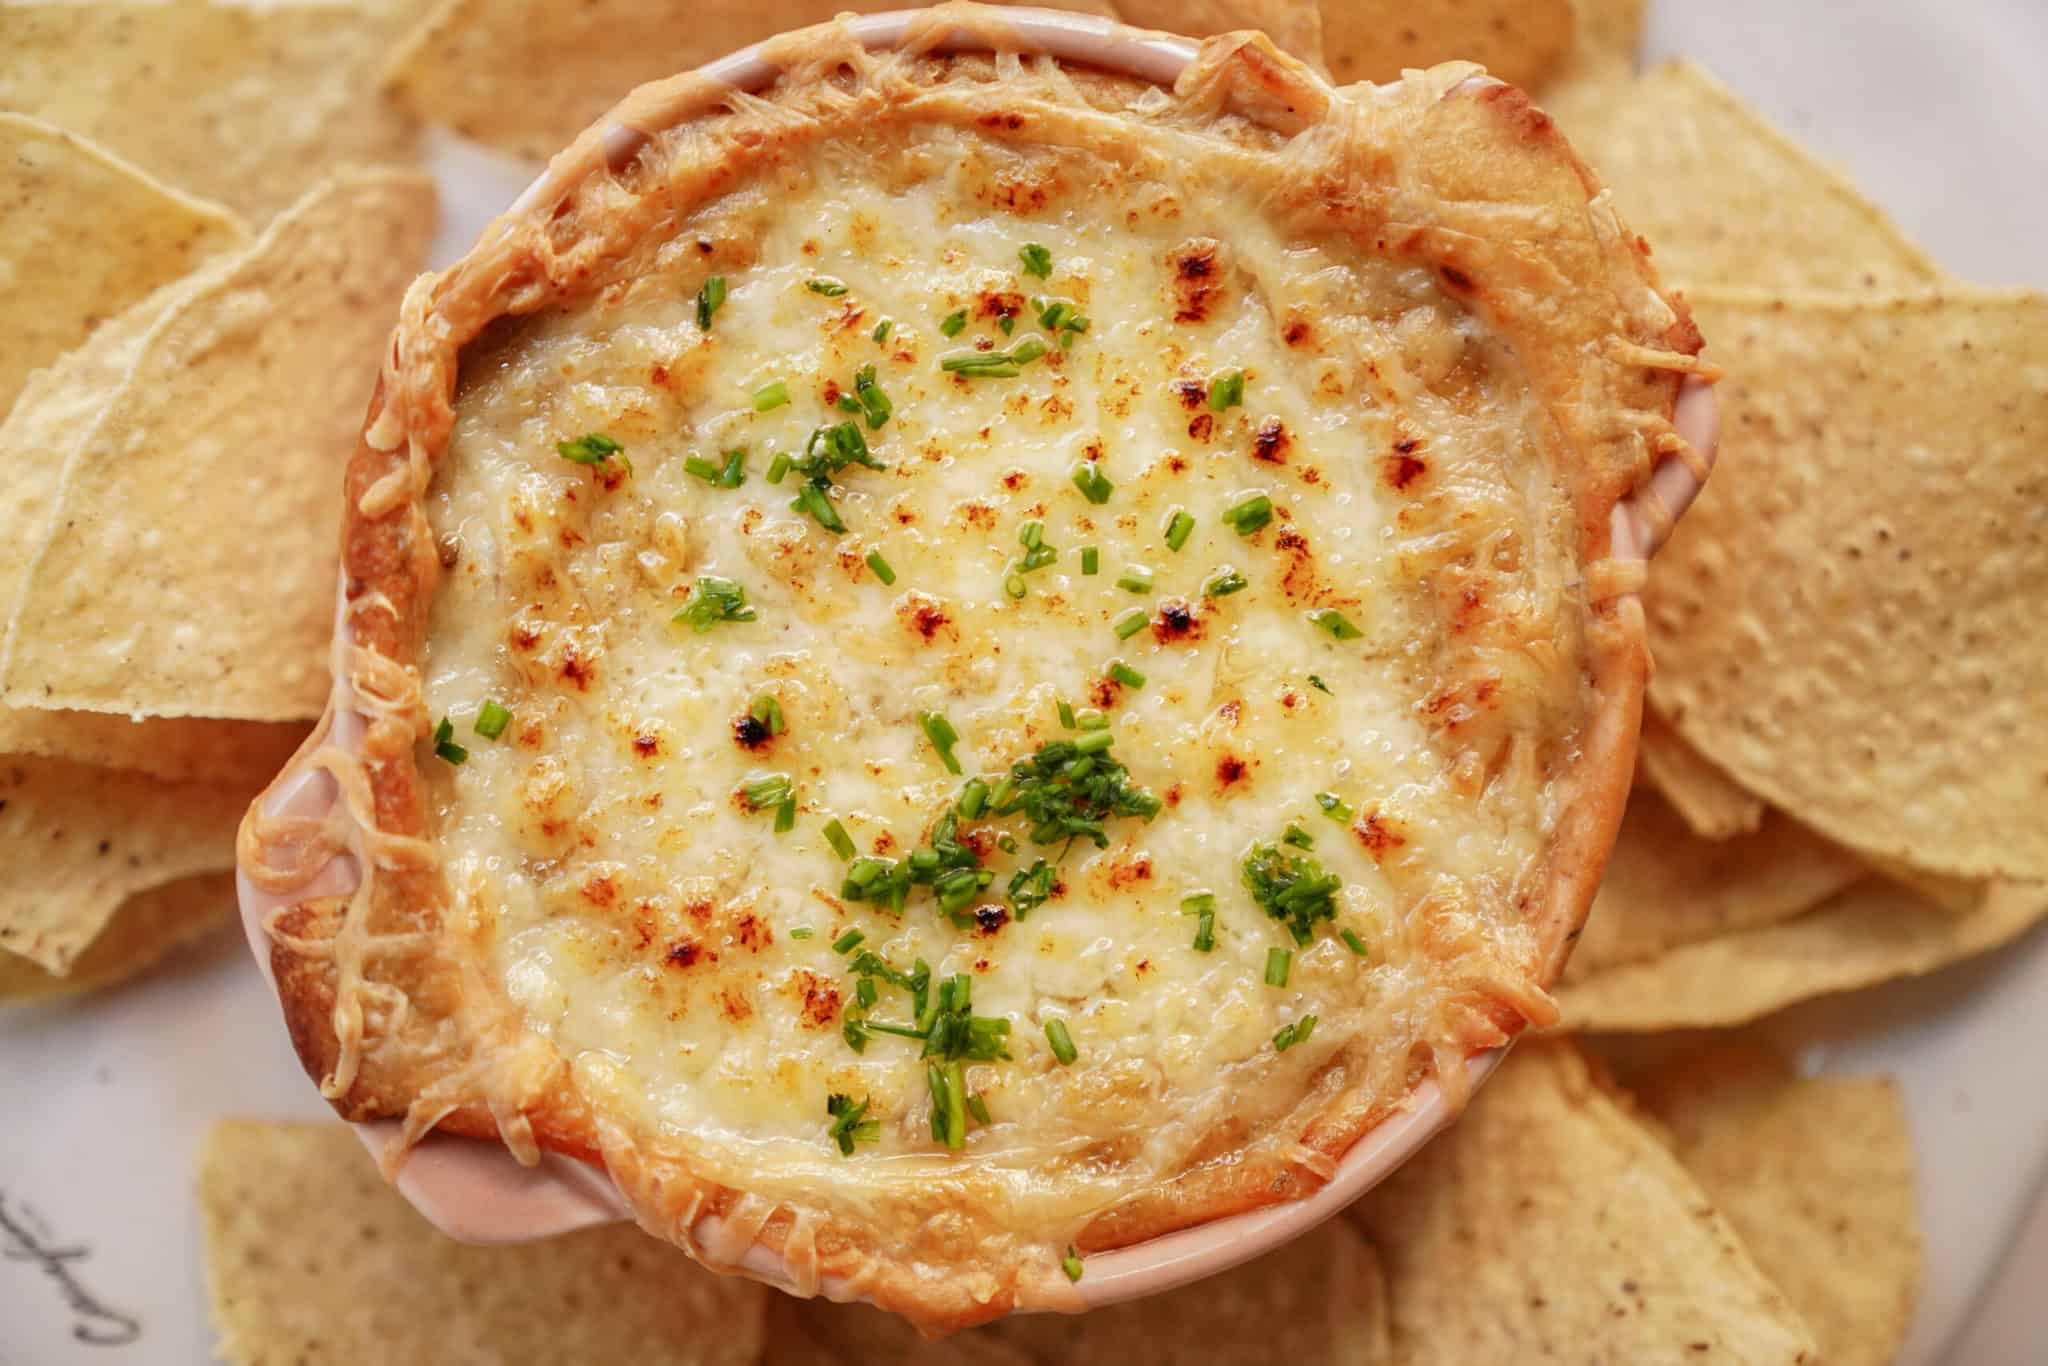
[238, 2, 1700, 1331]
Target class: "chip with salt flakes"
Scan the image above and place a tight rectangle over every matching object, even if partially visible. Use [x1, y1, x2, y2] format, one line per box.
[1317, 0, 1572, 90]
[1647, 289, 2048, 880]
[1631, 1045, 1922, 1366]
[0, 871, 234, 1002]
[1345, 1038, 1815, 1363]
[0, 758, 244, 974]
[1559, 878, 2048, 1031]
[197, 1120, 767, 1366]
[0, 169, 435, 722]
[0, 112, 246, 421]
[1636, 709, 1762, 841]
[383, 0, 1123, 163]
[0, 1, 418, 223]
[1549, 61, 1944, 290]
[1563, 785, 1865, 982]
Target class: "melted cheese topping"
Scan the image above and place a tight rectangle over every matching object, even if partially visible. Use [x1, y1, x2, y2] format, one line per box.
[420, 122, 1588, 1253]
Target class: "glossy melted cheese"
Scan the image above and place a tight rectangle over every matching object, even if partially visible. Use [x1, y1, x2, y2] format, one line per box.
[420, 122, 1588, 1250]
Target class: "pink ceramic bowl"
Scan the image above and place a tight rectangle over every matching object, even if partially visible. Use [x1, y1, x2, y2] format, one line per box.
[238, 4, 1718, 1316]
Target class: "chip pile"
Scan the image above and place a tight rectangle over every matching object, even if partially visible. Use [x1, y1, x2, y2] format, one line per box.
[8, 1, 2037, 1361]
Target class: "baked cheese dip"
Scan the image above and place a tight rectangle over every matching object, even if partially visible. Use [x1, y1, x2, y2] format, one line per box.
[245, 6, 1705, 1331]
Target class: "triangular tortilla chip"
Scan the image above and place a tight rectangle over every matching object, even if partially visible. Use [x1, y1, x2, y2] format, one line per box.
[1318, 0, 1572, 90]
[1346, 1038, 1815, 1362]
[1114, 3, 1323, 67]
[1549, 61, 1942, 290]
[0, 169, 435, 721]
[0, 0, 418, 222]
[1565, 785, 1865, 981]
[1648, 289, 2048, 879]
[0, 112, 246, 419]
[1636, 709, 1762, 840]
[1560, 878, 2048, 1030]
[1632, 1046, 1921, 1366]
[0, 757, 244, 973]
[198, 1121, 768, 1366]
[0, 870, 234, 1002]
[0, 707, 306, 788]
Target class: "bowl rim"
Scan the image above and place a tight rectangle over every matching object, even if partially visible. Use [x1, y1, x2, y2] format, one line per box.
[238, 1, 1715, 1317]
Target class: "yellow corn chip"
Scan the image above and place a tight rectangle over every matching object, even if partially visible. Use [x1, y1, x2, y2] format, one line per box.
[198, 1120, 768, 1366]
[1532, 0, 1644, 125]
[1346, 1038, 1815, 1362]
[1649, 289, 2048, 879]
[0, 707, 307, 788]
[0, 1, 418, 222]
[1113, 2, 1323, 66]
[1560, 878, 2048, 1030]
[1565, 785, 1865, 981]
[1552, 61, 1943, 290]
[1319, 0, 1573, 90]
[1637, 709, 1762, 840]
[384, 0, 1121, 164]
[0, 870, 233, 1002]
[1633, 1046, 1921, 1366]
[0, 169, 435, 721]
[0, 113, 246, 419]
[0, 757, 243, 973]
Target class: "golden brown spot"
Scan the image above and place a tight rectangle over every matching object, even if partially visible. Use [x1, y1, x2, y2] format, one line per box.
[1252, 418, 1290, 464]
[973, 904, 1010, 936]
[793, 971, 841, 1028]
[665, 939, 706, 969]
[733, 912, 771, 954]
[1106, 855, 1153, 890]
[1282, 317, 1312, 347]
[580, 874, 619, 909]
[1169, 236, 1224, 323]
[1170, 378, 1208, 410]
[733, 714, 773, 751]
[1186, 412, 1214, 442]
[1215, 755, 1248, 790]
[1385, 437, 1429, 490]
[898, 591, 956, 644]
[1151, 598, 1203, 644]
[1439, 264, 1475, 293]
[718, 987, 753, 1023]
[976, 290, 1024, 322]
[632, 732, 662, 758]
[1001, 468, 1029, 491]
[1354, 810, 1407, 861]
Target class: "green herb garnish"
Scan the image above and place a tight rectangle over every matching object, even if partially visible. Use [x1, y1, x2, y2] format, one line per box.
[1062, 1247, 1084, 1283]
[1071, 460, 1113, 505]
[1340, 928, 1370, 957]
[822, 818, 858, 862]
[556, 432, 628, 474]
[921, 712, 964, 775]
[432, 716, 467, 766]
[873, 319, 892, 343]
[939, 309, 968, 338]
[1044, 1018, 1078, 1066]
[1183, 892, 1217, 952]
[865, 549, 897, 585]
[806, 277, 849, 296]
[743, 773, 793, 810]
[1315, 791, 1353, 823]
[1115, 565, 1153, 594]
[853, 363, 892, 428]
[1309, 608, 1364, 640]
[685, 447, 747, 488]
[1221, 493, 1273, 537]
[752, 380, 791, 411]
[1006, 858, 1054, 919]
[988, 730, 1160, 849]
[750, 692, 786, 736]
[1163, 507, 1195, 552]
[1106, 660, 1146, 690]
[1241, 841, 1343, 946]
[1112, 609, 1149, 640]
[473, 699, 512, 740]
[1208, 369, 1245, 412]
[1308, 674, 1333, 694]
[1283, 824, 1315, 850]
[1019, 242, 1053, 278]
[1203, 566, 1248, 598]
[1273, 1015, 1317, 1052]
[696, 275, 727, 330]
[674, 576, 756, 632]
[825, 1093, 879, 1155]
[789, 926, 815, 940]
[1080, 546, 1099, 575]
[1265, 945, 1292, 987]
[833, 928, 866, 955]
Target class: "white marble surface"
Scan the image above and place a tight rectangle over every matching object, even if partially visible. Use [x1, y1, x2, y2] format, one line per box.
[3, 2, 2044, 1361]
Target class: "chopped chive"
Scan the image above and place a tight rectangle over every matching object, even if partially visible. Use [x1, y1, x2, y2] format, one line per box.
[833, 928, 865, 954]
[997, 314, 1016, 336]
[1072, 728, 1116, 756]
[1308, 673, 1333, 694]
[1018, 520, 1045, 551]
[765, 451, 793, 483]
[774, 796, 797, 832]
[921, 712, 963, 774]
[1056, 700, 1076, 729]
[939, 309, 968, 338]
[1112, 608, 1149, 640]
[1062, 1246, 1084, 1283]
[1192, 907, 1216, 952]
[826, 1093, 878, 1155]
[696, 275, 727, 330]
[791, 480, 846, 534]
[822, 819, 857, 862]
[432, 716, 468, 765]
[790, 927, 815, 940]
[749, 692, 786, 736]
[742, 773, 793, 809]
[836, 394, 860, 414]
[865, 549, 897, 585]
[1010, 334, 1047, 364]
[688, 449, 748, 488]
[1340, 928, 1370, 957]
[1080, 546, 1099, 575]
[1114, 565, 1153, 594]
[1003, 568, 1027, 599]
[674, 576, 756, 632]
[473, 699, 512, 740]
[556, 432, 628, 474]
[805, 277, 848, 296]
[683, 453, 721, 483]
[1203, 566, 1249, 598]
[1106, 660, 1146, 690]
[1182, 892, 1217, 914]
[1316, 791, 1354, 823]
[1221, 493, 1273, 537]
[957, 777, 989, 820]
[1273, 1014, 1317, 1052]
[1044, 1018, 1078, 1065]
[1309, 608, 1364, 640]
[1070, 460, 1113, 504]
[941, 351, 1022, 379]
[853, 363, 892, 428]
[1283, 824, 1315, 851]
[752, 379, 791, 411]
[1074, 710, 1109, 731]
[966, 1091, 992, 1126]
[1208, 369, 1245, 412]
[873, 319, 892, 343]
[1163, 508, 1195, 552]
[856, 977, 877, 1008]
[1019, 242, 1053, 278]
[1265, 946, 1292, 987]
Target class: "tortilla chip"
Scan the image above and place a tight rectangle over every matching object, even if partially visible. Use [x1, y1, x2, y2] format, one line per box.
[0, 113, 246, 419]
[385, 0, 1119, 163]
[1346, 1038, 1815, 1362]
[198, 1120, 768, 1366]
[1551, 61, 1943, 290]
[768, 1217, 1389, 1364]
[0, 757, 244, 973]
[1632, 1046, 1921, 1366]
[1564, 785, 1865, 981]
[0, 707, 307, 788]
[1113, 2, 1323, 66]
[1648, 289, 2048, 879]
[1530, 0, 1643, 124]
[0, 169, 435, 721]
[1637, 709, 1762, 840]
[1319, 0, 1573, 90]
[1560, 878, 2048, 1031]
[0, 871, 234, 1002]
[0, 1, 418, 223]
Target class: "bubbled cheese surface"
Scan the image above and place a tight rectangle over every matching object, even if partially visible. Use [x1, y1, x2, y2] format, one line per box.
[419, 121, 1589, 1236]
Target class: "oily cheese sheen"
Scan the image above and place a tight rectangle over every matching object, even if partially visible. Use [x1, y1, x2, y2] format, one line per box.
[419, 122, 1589, 1252]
